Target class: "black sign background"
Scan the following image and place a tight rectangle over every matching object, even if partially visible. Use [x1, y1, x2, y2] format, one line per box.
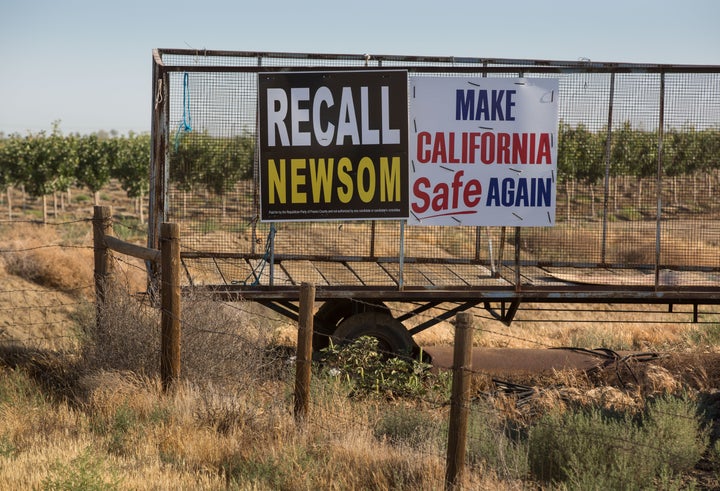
[258, 70, 408, 221]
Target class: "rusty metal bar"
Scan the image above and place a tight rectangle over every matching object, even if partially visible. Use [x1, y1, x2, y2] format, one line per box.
[601, 72, 615, 265]
[655, 71, 666, 290]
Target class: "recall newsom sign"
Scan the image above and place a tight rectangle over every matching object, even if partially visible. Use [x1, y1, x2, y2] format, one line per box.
[258, 71, 558, 226]
[258, 71, 409, 221]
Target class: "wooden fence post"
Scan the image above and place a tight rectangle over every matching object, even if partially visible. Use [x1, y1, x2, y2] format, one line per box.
[445, 311, 474, 490]
[160, 222, 181, 392]
[92, 206, 113, 331]
[294, 282, 315, 423]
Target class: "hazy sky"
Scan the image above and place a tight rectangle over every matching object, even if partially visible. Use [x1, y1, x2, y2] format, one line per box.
[1, 0, 719, 135]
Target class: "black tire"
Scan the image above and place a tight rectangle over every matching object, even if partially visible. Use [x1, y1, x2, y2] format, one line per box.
[312, 299, 389, 351]
[331, 311, 417, 358]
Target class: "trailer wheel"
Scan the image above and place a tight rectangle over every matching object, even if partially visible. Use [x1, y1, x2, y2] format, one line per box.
[331, 311, 417, 358]
[313, 299, 389, 351]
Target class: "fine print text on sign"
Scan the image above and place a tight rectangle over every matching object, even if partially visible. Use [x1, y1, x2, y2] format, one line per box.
[258, 70, 409, 221]
[409, 76, 559, 226]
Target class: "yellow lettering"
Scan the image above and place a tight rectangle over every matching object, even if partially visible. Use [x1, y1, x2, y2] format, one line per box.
[336, 157, 353, 203]
[268, 159, 286, 204]
[357, 157, 375, 203]
[290, 158, 307, 204]
[380, 156, 400, 202]
[309, 158, 334, 203]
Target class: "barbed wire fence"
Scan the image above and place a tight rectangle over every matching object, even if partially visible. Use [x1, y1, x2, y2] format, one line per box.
[0, 211, 717, 487]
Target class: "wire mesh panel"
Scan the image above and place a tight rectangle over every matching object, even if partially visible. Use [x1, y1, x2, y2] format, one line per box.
[150, 49, 720, 300]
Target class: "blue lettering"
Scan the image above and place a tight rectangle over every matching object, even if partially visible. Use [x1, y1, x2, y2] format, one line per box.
[476, 91, 490, 121]
[485, 177, 553, 207]
[455, 89, 517, 121]
[485, 178, 500, 206]
[516, 178, 529, 206]
[456, 90, 475, 120]
[506, 90, 516, 121]
[501, 178, 514, 207]
[536, 177, 552, 206]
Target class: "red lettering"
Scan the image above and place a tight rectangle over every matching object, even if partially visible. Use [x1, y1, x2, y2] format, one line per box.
[412, 177, 431, 213]
[537, 133, 552, 163]
[432, 133, 447, 163]
[464, 179, 482, 206]
[417, 132, 431, 163]
[411, 171, 483, 217]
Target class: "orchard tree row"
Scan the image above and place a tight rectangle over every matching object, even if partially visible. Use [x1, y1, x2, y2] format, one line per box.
[558, 121, 719, 185]
[0, 122, 150, 221]
[0, 123, 257, 221]
[557, 121, 720, 217]
[0, 121, 717, 221]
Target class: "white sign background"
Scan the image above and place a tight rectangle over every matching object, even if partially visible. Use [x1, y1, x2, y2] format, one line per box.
[409, 76, 559, 226]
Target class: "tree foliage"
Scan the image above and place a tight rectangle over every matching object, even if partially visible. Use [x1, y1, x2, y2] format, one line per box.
[0, 125, 150, 204]
[112, 132, 150, 199]
[0, 121, 716, 212]
[170, 132, 254, 195]
[74, 133, 115, 199]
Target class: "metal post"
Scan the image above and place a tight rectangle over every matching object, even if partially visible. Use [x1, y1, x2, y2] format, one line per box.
[514, 227, 521, 290]
[398, 220, 406, 290]
[655, 72, 665, 289]
[601, 72, 616, 266]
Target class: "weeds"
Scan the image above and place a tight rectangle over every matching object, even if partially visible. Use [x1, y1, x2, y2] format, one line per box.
[528, 393, 708, 488]
[373, 405, 444, 450]
[686, 323, 720, 348]
[1, 219, 720, 489]
[42, 447, 121, 491]
[318, 336, 445, 399]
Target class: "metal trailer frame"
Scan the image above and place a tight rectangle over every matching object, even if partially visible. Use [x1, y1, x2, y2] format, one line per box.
[149, 49, 720, 350]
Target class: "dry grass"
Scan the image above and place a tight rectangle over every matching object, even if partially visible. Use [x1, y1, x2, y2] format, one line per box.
[1, 222, 94, 297]
[0, 195, 719, 489]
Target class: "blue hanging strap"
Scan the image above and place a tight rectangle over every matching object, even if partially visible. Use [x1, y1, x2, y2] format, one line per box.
[173, 72, 192, 150]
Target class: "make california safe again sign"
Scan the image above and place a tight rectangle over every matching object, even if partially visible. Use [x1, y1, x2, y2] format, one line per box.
[409, 76, 559, 227]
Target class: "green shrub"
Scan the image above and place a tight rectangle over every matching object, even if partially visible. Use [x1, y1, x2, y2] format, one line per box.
[373, 405, 442, 450]
[42, 447, 121, 491]
[685, 323, 720, 348]
[319, 336, 440, 399]
[642, 394, 708, 474]
[527, 394, 707, 488]
[466, 401, 529, 479]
